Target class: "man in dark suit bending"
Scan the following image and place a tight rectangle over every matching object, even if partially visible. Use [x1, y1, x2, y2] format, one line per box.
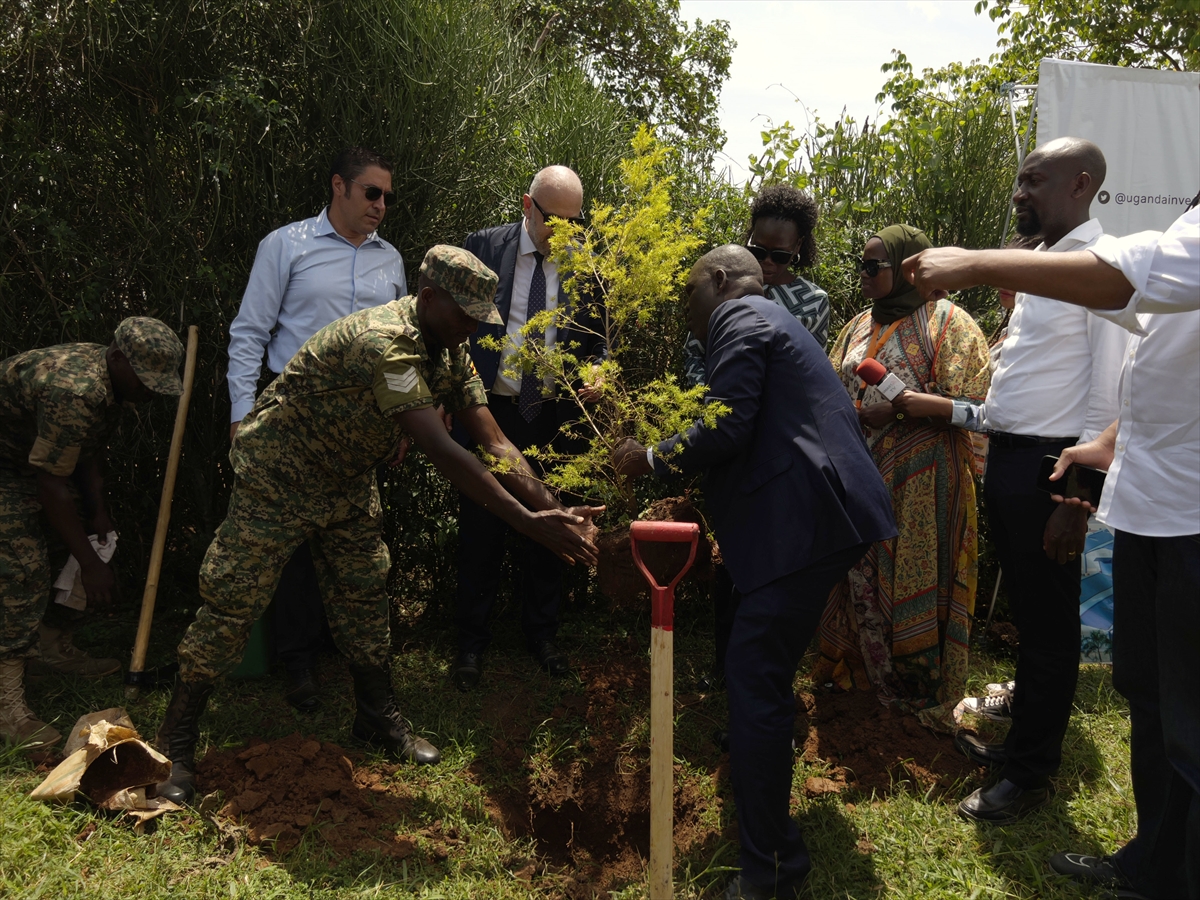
[453, 165, 606, 690]
[615, 245, 896, 900]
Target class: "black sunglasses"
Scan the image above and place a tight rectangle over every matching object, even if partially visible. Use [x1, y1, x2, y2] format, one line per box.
[858, 258, 893, 277]
[349, 178, 397, 207]
[746, 243, 796, 266]
[531, 195, 585, 227]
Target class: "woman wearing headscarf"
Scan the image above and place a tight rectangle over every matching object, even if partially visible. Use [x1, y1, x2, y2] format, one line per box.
[813, 224, 992, 731]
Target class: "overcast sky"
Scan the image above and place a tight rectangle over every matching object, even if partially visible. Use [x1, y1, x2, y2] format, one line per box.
[679, 0, 1007, 180]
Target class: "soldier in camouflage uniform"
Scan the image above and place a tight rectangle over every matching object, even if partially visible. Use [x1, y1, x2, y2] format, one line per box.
[0, 318, 184, 747]
[155, 245, 603, 804]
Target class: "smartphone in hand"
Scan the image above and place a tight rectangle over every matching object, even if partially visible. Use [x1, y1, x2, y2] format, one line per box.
[1037, 454, 1107, 505]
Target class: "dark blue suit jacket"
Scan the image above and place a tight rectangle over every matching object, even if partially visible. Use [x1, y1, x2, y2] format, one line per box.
[462, 221, 605, 393]
[654, 297, 896, 594]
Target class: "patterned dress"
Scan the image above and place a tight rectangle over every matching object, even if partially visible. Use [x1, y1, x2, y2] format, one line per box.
[813, 299, 991, 731]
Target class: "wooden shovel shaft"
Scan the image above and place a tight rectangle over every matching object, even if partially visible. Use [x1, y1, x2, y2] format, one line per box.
[127, 326, 198, 686]
[649, 607, 674, 899]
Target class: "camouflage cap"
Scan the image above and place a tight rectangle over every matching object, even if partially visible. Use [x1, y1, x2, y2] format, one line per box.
[419, 245, 503, 325]
[113, 317, 184, 396]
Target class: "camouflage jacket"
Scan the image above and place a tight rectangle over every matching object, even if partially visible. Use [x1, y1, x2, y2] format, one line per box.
[232, 296, 487, 520]
[0, 344, 122, 477]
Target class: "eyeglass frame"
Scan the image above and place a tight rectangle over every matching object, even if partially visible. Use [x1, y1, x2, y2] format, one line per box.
[745, 243, 798, 267]
[857, 258, 893, 277]
[530, 195, 586, 227]
[349, 178, 398, 207]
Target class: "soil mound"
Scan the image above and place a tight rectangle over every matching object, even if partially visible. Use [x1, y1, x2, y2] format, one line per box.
[596, 496, 714, 607]
[475, 658, 717, 896]
[195, 732, 421, 857]
[795, 689, 979, 795]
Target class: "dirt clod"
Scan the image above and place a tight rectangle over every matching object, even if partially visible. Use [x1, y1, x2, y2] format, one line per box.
[196, 732, 418, 857]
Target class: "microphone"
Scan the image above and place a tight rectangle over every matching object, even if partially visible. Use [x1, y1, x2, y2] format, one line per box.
[855, 358, 906, 402]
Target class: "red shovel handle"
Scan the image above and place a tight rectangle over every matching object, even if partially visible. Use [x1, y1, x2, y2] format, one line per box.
[630, 520, 700, 630]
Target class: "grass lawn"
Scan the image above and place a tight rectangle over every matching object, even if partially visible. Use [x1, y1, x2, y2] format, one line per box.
[0, 585, 1134, 899]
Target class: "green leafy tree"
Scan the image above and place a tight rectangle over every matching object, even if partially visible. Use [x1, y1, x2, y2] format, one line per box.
[517, 0, 734, 162]
[486, 127, 722, 518]
[978, 0, 1200, 76]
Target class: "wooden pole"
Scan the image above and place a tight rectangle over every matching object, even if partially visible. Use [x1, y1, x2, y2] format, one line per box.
[649, 594, 674, 899]
[125, 325, 198, 699]
[629, 520, 699, 900]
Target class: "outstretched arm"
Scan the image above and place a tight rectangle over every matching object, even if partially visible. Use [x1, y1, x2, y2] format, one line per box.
[903, 248, 1134, 310]
[395, 405, 601, 564]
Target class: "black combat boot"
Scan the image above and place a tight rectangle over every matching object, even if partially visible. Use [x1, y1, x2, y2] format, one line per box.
[349, 663, 441, 765]
[153, 679, 215, 804]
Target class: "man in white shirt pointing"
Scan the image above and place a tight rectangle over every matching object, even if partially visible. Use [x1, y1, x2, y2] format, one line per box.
[906, 201, 1200, 900]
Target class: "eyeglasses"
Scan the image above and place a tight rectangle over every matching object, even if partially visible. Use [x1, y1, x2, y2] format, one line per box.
[858, 258, 893, 277]
[531, 195, 585, 227]
[349, 179, 397, 207]
[746, 243, 796, 266]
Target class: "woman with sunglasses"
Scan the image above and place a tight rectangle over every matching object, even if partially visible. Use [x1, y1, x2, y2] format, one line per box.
[812, 224, 991, 732]
[683, 185, 829, 390]
[684, 185, 830, 695]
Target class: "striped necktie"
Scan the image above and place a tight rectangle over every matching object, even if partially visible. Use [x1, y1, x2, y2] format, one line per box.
[518, 251, 546, 423]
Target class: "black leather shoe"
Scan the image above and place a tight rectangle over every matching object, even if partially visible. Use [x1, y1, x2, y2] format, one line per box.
[714, 729, 730, 752]
[724, 873, 804, 900]
[453, 652, 481, 693]
[284, 668, 319, 713]
[954, 731, 1007, 768]
[697, 667, 725, 692]
[957, 779, 1049, 824]
[1049, 851, 1129, 888]
[530, 640, 569, 676]
[349, 663, 441, 765]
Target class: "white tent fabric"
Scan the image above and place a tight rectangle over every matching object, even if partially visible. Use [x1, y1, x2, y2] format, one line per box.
[1037, 59, 1200, 235]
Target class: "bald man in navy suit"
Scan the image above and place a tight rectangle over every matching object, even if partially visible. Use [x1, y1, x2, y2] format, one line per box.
[616, 245, 895, 900]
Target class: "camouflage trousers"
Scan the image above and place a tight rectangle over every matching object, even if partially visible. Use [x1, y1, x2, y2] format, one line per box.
[177, 472, 392, 682]
[0, 469, 52, 659]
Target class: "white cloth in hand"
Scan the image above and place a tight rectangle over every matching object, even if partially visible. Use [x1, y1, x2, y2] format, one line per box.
[53, 532, 118, 610]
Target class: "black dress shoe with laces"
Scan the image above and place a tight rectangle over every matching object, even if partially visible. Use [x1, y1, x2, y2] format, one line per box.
[530, 639, 570, 676]
[453, 652, 482, 692]
[284, 668, 320, 713]
[954, 731, 1007, 768]
[957, 778, 1049, 824]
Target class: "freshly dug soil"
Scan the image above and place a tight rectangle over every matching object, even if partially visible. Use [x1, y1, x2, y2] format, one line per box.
[193, 656, 982, 893]
[473, 656, 716, 897]
[796, 689, 980, 796]
[196, 732, 422, 857]
[596, 497, 714, 608]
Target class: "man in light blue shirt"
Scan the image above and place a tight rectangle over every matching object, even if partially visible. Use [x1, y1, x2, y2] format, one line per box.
[226, 147, 406, 711]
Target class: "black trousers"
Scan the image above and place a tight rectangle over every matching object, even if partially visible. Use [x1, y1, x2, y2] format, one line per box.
[270, 540, 334, 673]
[726, 543, 869, 892]
[455, 395, 563, 656]
[1110, 531, 1200, 900]
[983, 440, 1082, 789]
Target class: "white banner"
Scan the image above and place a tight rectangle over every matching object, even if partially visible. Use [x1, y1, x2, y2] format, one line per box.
[1037, 59, 1200, 236]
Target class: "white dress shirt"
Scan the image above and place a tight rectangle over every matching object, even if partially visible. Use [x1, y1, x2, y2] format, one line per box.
[985, 219, 1128, 441]
[1089, 207, 1200, 333]
[492, 220, 559, 395]
[227, 208, 407, 421]
[1087, 210, 1200, 538]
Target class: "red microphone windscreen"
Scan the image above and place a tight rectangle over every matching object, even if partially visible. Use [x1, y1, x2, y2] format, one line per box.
[855, 358, 888, 385]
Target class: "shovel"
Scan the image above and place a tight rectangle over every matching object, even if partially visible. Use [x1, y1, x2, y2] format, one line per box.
[629, 519, 700, 900]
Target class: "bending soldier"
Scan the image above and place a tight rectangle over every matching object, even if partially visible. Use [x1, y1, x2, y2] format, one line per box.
[155, 246, 602, 803]
[1, 318, 184, 747]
